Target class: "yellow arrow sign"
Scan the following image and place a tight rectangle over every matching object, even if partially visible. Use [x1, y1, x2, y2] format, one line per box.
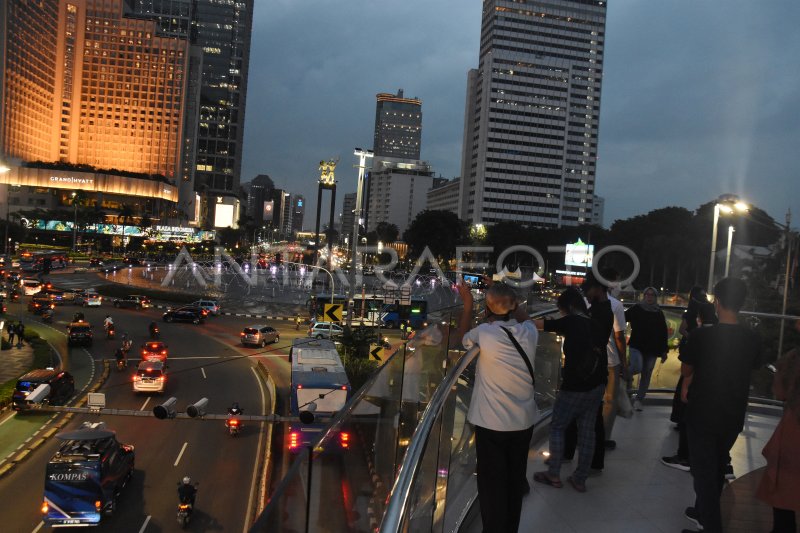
[369, 345, 384, 362]
[324, 303, 343, 322]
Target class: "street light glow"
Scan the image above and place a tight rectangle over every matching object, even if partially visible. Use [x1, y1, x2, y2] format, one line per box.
[0, 165, 10, 173]
[718, 204, 733, 214]
[734, 201, 749, 212]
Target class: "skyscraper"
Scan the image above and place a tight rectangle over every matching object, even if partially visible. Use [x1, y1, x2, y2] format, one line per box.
[373, 89, 422, 159]
[291, 195, 305, 235]
[459, 0, 607, 228]
[125, 0, 255, 228]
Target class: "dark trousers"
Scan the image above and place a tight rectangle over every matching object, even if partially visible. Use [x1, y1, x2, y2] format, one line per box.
[563, 402, 605, 469]
[475, 424, 534, 533]
[677, 422, 689, 460]
[772, 508, 797, 533]
[687, 423, 740, 532]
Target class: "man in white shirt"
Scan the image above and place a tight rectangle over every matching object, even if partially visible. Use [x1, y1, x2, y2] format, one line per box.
[456, 281, 538, 533]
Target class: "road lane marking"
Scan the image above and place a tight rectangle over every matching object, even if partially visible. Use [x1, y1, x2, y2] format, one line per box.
[139, 397, 151, 411]
[31, 521, 43, 533]
[244, 366, 267, 532]
[138, 515, 151, 533]
[173, 442, 188, 467]
[201, 367, 207, 379]
[0, 412, 16, 428]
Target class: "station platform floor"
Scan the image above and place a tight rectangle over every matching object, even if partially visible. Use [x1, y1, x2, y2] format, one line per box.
[515, 398, 780, 533]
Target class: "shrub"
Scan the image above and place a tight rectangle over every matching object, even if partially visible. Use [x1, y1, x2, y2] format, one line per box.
[340, 353, 379, 393]
[1, 338, 10, 350]
[94, 284, 204, 304]
[0, 378, 18, 409]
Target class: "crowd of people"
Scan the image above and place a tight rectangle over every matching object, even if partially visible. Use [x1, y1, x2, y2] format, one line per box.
[454, 274, 798, 533]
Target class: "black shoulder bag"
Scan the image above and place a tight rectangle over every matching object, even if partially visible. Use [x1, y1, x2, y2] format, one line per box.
[499, 326, 535, 386]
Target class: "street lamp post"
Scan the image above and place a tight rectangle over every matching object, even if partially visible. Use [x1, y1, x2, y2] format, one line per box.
[71, 192, 78, 253]
[724, 225, 735, 277]
[707, 195, 748, 294]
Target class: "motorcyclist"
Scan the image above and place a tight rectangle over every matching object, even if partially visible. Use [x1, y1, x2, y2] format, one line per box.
[114, 348, 126, 366]
[73, 311, 85, 322]
[121, 333, 132, 353]
[149, 321, 159, 337]
[103, 315, 114, 331]
[178, 476, 197, 507]
[227, 402, 243, 416]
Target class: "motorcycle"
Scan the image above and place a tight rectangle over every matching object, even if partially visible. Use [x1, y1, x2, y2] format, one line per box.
[106, 323, 115, 339]
[121, 338, 132, 354]
[149, 325, 160, 340]
[116, 358, 127, 371]
[225, 417, 241, 437]
[177, 501, 193, 529]
[42, 308, 54, 323]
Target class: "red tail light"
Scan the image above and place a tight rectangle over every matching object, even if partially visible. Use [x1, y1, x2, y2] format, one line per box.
[339, 432, 350, 449]
[229, 419, 239, 426]
[289, 432, 299, 449]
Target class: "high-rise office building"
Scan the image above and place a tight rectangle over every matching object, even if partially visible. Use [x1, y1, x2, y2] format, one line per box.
[426, 178, 460, 215]
[0, 0, 185, 220]
[459, 0, 607, 228]
[366, 158, 440, 235]
[291, 195, 305, 235]
[244, 174, 275, 226]
[373, 89, 422, 159]
[590, 195, 604, 227]
[341, 192, 357, 242]
[125, 0, 255, 228]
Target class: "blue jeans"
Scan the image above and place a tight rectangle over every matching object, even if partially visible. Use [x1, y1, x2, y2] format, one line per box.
[630, 348, 658, 401]
[548, 385, 605, 483]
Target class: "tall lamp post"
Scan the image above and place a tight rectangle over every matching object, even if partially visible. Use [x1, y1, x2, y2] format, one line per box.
[351, 149, 373, 281]
[724, 225, 735, 277]
[71, 192, 78, 253]
[706, 195, 748, 294]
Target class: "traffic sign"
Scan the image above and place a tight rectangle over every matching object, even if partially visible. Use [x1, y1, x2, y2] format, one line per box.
[369, 345, 384, 362]
[324, 303, 343, 322]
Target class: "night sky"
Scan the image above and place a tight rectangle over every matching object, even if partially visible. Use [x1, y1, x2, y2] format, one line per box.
[241, 0, 800, 231]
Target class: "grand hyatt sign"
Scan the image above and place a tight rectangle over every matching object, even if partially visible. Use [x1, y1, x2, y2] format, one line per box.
[0, 165, 178, 202]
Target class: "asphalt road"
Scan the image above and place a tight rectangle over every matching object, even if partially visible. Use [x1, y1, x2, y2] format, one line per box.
[0, 301, 284, 532]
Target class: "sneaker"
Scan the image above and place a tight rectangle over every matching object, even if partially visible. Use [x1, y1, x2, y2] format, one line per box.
[633, 399, 643, 411]
[661, 455, 691, 472]
[684, 506, 704, 530]
[724, 463, 736, 480]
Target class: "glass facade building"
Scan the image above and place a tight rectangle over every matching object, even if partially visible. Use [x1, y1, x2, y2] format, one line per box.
[373, 89, 422, 160]
[459, 0, 607, 228]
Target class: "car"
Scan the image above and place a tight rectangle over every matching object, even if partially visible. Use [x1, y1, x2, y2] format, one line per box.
[5, 270, 21, 283]
[12, 369, 75, 410]
[84, 293, 103, 307]
[113, 295, 151, 309]
[28, 297, 55, 315]
[162, 306, 205, 324]
[141, 341, 168, 364]
[43, 422, 135, 527]
[133, 361, 166, 393]
[20, 277, 43, 296]
[190, 299, 221, 316]
[122, 256, 142, 266]
[67, 321, 93, 346]
[308, 321, 344, 339]
[241, 325, 280, 347]
[88, 258, 105, 267]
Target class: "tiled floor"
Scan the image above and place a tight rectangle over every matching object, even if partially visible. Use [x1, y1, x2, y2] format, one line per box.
[518, 397, 780, 533]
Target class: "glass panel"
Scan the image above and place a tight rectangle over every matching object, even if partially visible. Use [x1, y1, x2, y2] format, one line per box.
[254, 447, 309, 533]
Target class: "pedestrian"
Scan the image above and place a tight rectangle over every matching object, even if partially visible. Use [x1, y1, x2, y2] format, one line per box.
[679, 277, 761, 533]
[6, 321, 15, 346]
[662, 286, 717, 471]
[455, 281, 538, 533]
[16, 321, 25, 347]
[626, 286, 669, 411]
[600, 268, 629, 449]
[295, 314, 302, 331]
[400, 320, 407, 340]
[533, 286, 608, 493]
[756, 347, 800, 533]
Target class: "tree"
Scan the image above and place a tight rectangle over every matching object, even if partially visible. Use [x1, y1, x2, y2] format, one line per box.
[375, 222, 399, 243]
[403, 210, 470, 262]
[322, 226, 339, 246]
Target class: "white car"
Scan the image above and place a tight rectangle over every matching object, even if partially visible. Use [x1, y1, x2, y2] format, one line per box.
[21, 278, 42, 296]
[84, 293, 102, 307]
[133, 361, 166, 393]
[191, 299, 220, 316]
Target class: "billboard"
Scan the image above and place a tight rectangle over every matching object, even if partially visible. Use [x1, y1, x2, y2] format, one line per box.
[263, 200, 274, 223]
[565, 239, 594, 267]
[214, 203, 235, 228]
[19, 219, 214, 242]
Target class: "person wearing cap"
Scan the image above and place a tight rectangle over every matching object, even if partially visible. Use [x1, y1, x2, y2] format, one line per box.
[455, 280, 538, 533]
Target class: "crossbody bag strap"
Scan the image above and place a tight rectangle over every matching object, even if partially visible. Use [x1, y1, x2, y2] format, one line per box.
[499, 326, 535, 386]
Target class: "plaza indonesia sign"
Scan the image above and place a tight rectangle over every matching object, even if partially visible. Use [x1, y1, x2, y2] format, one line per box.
[20, 219, 214, 242]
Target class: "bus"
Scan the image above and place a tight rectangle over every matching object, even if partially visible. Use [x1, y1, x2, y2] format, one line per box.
[309, 293, 429, 329]
[288, 338, 351, 453]
[19, 250, 68, 273]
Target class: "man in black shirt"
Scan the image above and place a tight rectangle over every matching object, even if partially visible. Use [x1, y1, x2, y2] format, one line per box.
[679, 278, 761, 533]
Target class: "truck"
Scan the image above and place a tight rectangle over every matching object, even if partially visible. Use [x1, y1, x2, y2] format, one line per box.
[42, 422, 135, 527]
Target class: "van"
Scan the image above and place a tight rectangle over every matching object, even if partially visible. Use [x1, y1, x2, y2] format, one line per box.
[13, 369, 75, 410]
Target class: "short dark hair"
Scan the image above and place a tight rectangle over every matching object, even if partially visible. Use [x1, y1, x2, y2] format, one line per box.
[557, 287, 587, 315]
[714, 277, 747, 312]
[581, 272, 606, 292]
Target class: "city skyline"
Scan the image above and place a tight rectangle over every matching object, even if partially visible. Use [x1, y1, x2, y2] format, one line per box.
[242, 0, 800, 230]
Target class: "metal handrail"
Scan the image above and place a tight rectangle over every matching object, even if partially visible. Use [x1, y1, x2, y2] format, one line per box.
[379, 345, 481, 532]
